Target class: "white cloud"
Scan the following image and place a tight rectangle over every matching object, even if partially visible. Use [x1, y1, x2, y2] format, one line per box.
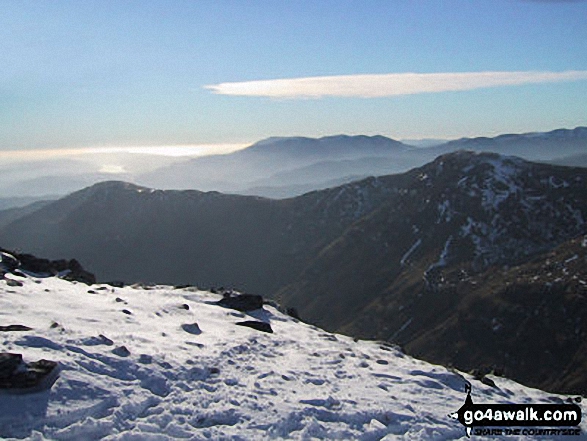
[204, 70, 587, 99]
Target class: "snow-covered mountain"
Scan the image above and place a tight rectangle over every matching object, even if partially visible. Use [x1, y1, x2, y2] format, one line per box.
[1, 269, 584, 440]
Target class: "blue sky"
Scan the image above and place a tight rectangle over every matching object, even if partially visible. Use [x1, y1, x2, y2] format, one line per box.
[1, 0, 587, 154]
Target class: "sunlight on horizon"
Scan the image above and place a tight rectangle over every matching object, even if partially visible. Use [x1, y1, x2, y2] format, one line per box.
[0, 143, 251, 164]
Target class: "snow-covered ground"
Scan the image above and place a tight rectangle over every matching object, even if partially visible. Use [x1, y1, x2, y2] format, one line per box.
[0, 273, 584, 440]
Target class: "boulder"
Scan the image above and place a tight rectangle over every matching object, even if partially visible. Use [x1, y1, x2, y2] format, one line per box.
[0, 249, 96, 284]
[0, 325, 32, 332]
[0, 252, 20, 272]
[235, 321, 273, 334]
[216, 292, 264, 312]
[0, 353, 60, 393]
[181, 322, 202, 335]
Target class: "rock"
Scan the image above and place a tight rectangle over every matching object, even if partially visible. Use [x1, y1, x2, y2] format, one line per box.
[62, 259, 96, 285]
[0, 353, 23, 378]
[5, 278, 23, 287]
[181, 322, 202, 335]
[0, 325, 32, 332]
[82, 334, 114, 346]
[0, 252, 20, 272]
[235, 321, 273, 333]
[481, 376, 498, 388]
[0, 353, 60, 393]
[0, 249, 96, 284]
[286, 307, 300, 320]
[217, 292, 264, 312]
[112, 346, 131, 357]
[107, 281, 125, 288]
[138, 354, 153, 364]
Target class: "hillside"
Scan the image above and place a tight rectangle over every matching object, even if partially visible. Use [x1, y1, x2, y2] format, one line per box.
[1, 266, 585, 439]
[276, 152, 587, 394]
[2, 151, 586, 394]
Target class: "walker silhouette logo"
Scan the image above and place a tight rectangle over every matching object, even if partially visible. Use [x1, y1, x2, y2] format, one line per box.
[449, 382, 582, 437]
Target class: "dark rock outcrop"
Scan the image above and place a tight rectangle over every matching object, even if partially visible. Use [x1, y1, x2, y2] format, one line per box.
[0, 247, 96, 284]
[217, 292, 264, 312]
[236, 321, 273, 333]
[0, 325, 32, 332]
[181, 322, 202, 335]
[0, 251, 20, 272]
[0, 353, 60, 393]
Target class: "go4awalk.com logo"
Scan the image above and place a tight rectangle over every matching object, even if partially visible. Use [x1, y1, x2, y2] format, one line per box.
[449, 382, 582, 437]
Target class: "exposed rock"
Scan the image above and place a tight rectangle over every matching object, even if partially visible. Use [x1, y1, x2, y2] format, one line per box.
[0, 353, 60, 393]
[217, 292, 264, 312]
[0, 248, 96, 284]
[107, 281, 125, 288]
[181, 322, 202, 335]
[286, 307, 301, 320]
[5, 278, 23, 287]
[236, 321, 273, 334]
[0, 325, 32, 332]
[112, 346, 130, 357]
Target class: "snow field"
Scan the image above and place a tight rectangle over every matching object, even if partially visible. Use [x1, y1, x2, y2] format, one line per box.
[0, 274, 584, 440]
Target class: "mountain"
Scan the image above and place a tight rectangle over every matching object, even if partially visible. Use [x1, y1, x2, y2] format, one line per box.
[0, 152, 184, 198]
[2, 128, 583, 202]
[2, 151, 587, 394]
[137, 135, 416, 196]
[0, 196, 57, 211]
[276, 151, 587, 394]
[550, 153, 587, 168]
[404, 233, 587, 396]
[0, 200, 54, 229]
[432, 127, 587, 161]
[135, 128, 587, 198]
[1, 266, 584, 439]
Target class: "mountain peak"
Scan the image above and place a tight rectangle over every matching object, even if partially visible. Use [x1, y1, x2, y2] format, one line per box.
[245, 134, 409, 155]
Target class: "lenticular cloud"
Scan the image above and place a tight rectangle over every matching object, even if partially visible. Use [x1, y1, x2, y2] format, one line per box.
[204, 70, 587, 99]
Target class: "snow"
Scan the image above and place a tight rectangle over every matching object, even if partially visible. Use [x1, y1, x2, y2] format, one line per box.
[400, 239, 421, 266]
[1, 274, 585, 440]
[427, 236, 453, 272]
[436, 200, 452, 223]
[480, 157, 523, 211]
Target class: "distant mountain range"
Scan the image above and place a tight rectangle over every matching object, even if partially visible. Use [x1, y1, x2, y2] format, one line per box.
[136, 127, 587, 197]
[1, 150, 586, 394]
[1, 127, 585, 205]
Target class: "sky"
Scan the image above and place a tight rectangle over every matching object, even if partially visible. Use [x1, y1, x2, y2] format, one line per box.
[1, 0, 587, 157]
